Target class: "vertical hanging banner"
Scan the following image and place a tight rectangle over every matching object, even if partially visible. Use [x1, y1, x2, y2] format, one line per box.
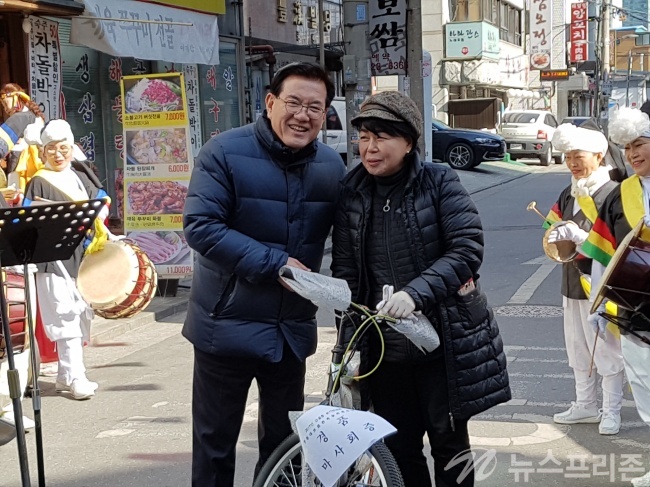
[120, 72, 194, 278]
[27, 16, 63, 120]
[570, 3, 588, 63]
[183, 64, 203, 158]
[368, 0, 408, 75]
[529, 0, 552, 70]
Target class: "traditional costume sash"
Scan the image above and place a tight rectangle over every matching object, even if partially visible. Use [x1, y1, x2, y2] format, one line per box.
[33, 168, 109, 254]
[576, 196, 598, 224]
[621, 175, 650, 241]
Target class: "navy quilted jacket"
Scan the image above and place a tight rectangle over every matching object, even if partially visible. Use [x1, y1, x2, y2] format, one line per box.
[182, 115, 345, 362]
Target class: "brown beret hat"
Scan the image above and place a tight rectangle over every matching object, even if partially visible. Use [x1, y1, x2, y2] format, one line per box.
[350, 91, 423, 138]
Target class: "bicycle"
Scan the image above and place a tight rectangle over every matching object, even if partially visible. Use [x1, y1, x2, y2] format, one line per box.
[253, 304, 405, 487]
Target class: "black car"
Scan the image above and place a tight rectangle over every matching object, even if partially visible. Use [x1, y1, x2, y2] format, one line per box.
[432, 119, 506, 170]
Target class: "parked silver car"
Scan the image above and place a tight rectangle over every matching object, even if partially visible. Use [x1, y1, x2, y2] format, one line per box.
[499, 110, 565, 166]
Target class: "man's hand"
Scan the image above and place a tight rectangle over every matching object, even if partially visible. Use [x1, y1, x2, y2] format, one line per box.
[379, 291, 416, 319]
[286, 257, 310, 271]
[278, 257, 311, 291]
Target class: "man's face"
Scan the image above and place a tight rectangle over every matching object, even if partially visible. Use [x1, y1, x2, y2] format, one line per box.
[265, 75, 327, 150]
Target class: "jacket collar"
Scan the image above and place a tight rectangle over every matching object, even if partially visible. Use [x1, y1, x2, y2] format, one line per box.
[254, 111, 318, 166]
[344, 152, 423, 194]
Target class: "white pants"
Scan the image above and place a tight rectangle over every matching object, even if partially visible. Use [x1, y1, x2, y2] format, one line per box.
[621, 332, 650, 426]
[0, 349, 30, 413]
[35, 272, 90, 385]
[564, 298, 626, 412]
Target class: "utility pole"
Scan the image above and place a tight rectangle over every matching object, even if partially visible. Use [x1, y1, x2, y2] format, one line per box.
[343, 0, 371, 169]
[319, 0, 327, 144]
[406, 0, 425, 154]
[600, 0, 610, 133]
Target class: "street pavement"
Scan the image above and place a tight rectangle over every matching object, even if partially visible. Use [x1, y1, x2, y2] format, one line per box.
[2, 159, 649, 486]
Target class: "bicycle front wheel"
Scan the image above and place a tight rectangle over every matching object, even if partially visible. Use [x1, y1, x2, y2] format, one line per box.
[253, 432, 404, 487]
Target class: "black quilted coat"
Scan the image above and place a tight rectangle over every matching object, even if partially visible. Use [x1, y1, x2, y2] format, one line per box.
[331, 155, 511, 421]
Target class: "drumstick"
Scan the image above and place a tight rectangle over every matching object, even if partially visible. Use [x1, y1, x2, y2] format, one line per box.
[588, 331, 599, 377]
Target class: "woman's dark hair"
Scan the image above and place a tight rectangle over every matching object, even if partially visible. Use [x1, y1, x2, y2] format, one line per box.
[269, 62, 335, 107]
[354, 117, 419, 148]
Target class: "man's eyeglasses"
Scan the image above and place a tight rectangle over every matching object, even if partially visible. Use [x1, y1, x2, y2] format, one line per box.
[277, 97, 325, 120]
[44, 145, 71, 157]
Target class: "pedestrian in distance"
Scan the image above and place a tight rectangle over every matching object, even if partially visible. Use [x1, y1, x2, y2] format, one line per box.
[544, 123, 625, 435]
[182, 62, 346, 487]
[583, 106, 650, 487]
[330, 91, 510, 487]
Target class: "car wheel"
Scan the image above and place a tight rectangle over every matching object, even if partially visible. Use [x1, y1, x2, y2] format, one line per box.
[553, 152, 565, 165]
[446, 143, 475, 170]
[540, 146, 551, 166]
[510, 156, 517, 161]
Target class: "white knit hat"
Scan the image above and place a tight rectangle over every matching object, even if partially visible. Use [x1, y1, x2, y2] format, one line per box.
[39, 119, 74, 147]
[608, 107, 650, 146]
[551, 123, 608, 156]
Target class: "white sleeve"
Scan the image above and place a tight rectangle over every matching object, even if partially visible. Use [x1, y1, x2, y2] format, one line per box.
[589, 260, 606, 303]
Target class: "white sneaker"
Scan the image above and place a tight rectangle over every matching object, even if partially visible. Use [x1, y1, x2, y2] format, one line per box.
[553, 402, 601, 424]
[56, 379, 96, 400]
[39, 362, 58, 377]
[599, 410, 621, 435]
[632, 470, 650, 487]
[0, 411, 35, 430]
[56, 379, 98, 393]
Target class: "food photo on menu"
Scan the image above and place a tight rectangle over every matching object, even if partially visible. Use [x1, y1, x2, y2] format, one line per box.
[126, 180, 188, 215]
[127, 231, 191, 267]
[123, 75, 183, 113]
[126, 128, 189, 165]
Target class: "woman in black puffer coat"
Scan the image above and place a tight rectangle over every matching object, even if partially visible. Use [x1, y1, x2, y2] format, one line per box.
[331, 91, 510, 487]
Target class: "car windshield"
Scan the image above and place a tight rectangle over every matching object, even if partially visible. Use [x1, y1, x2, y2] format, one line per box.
[503, 113, 539, 123]
[432, 119, 450, 129]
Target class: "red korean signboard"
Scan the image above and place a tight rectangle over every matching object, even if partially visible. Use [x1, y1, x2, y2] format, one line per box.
[570, 3, 588, 63]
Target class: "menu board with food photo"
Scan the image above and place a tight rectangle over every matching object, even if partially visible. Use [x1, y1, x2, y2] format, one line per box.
[120, 72, 193, 278]
[121, 73, 187, 128]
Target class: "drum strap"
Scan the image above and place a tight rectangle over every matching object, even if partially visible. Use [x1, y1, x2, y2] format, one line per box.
[621, 175, 650, 241]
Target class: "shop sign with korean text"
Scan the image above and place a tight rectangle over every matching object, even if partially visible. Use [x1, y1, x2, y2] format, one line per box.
[529, 0, 552, 70]
[369, 0, 407, 75]
[570, 3, 588, 63]
[71, 0, 219, 65]
[540, 69, 570, 81]
[27, 16, 63, 121]
[120, 72, 194, 278]
[445, 22, 500, 60]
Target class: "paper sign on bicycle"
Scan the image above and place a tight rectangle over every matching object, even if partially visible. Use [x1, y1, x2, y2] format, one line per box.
[296, 405, 397, 487]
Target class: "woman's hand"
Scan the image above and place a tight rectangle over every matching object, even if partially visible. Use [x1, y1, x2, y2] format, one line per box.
[378, 291, 416, 319]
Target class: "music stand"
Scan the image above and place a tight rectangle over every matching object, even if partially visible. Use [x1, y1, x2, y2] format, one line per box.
[0, 198, 107, 487]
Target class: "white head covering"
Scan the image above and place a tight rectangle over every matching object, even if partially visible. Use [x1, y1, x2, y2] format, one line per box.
[39, 119, 74, 147]
[551, 123, 608, 156]
[608, 107, 650, 146]
[22, 118, 45, 146]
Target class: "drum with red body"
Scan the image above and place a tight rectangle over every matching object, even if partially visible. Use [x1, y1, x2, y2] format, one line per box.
[0, 271, 29, 360]
[77, 240, 158, 319]
[592, 221, 650, 314]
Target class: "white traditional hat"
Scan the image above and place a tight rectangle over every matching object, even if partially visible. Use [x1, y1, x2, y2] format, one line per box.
[608, 106, 650, 146]
[551, 123, 608, 156]
[39, 119, 74, 147]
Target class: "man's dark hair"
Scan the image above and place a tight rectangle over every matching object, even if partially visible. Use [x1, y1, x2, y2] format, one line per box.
[270, 62, 335, 106]
[353, 117, 419, 148]
[641, 100, 650, 117]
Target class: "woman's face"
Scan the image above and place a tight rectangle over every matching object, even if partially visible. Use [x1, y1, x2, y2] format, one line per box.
[43, 142, 73, 172]
[359, 129, 412, 177]
[624, 137, 650, 177]
[564, 150, 602, 179]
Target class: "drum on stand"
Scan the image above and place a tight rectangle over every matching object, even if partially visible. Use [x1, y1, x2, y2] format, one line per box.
[591, 220, 650, 314]
[0, 271, 29, 360]
[77, 240, 158, 320]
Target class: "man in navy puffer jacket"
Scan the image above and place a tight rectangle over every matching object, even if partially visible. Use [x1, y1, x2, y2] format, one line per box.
[183, 62, 345, 486]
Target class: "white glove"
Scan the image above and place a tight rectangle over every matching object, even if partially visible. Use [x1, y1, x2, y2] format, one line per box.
[587, 303, 608, 337]
[378, 291, 416, 319]
[644, 214, 650, 227]
[107, 231, 125, 242]
[547, 221, 588, 244]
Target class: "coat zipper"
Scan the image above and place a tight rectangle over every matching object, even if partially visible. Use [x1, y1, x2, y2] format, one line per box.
[383, 199, 399, 289]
